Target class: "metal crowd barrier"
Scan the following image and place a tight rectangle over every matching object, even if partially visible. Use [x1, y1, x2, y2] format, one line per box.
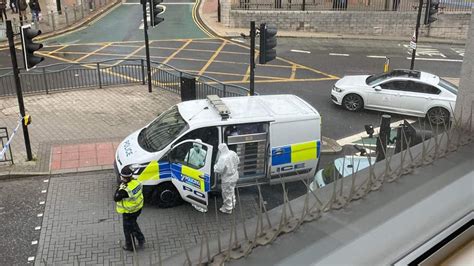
[0, 58, 251, 98]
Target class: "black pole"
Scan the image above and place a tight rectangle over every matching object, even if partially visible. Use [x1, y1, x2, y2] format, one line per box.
[410, 0, 423, 70]
[56, 0, 62, 14]
[6, 20, 33, 161]
[249, 21, 255, 96]
[142, 0, 152, 93]
[217, 0, 221, 22]
[376, 114, 391, 162]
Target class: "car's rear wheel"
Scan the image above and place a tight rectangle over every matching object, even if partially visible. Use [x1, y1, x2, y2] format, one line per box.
[151, 182, 183, 208]
[427, 107, 450, 126]
[342, 94, 364, 111]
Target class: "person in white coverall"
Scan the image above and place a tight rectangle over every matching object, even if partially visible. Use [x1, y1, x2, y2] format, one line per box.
[214, 143, 240, 214]
[185, 143, 206, 168]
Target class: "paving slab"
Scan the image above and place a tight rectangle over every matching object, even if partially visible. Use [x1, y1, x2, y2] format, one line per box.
[34, 171, 259, 265]
[0, 85, 180, 177]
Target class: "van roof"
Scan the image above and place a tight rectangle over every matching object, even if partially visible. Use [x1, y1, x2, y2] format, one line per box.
[177, 95, 320, 128]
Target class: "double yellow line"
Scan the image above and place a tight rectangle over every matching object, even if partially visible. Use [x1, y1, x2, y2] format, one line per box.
[192, 0, 217, 38]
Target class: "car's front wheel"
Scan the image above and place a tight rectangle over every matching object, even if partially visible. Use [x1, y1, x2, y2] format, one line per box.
[151, 182, 183, 208]
[427, 107, 450, 126]
[342, 94, 364, 111]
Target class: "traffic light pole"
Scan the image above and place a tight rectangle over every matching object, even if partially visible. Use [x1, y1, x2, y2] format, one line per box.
[249, 21, 255, 96]
[6, 21, 33, 161]
[410, 0, 423, 70]
[142, 0, 153, 93]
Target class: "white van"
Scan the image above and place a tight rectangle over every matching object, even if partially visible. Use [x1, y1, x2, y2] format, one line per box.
[114, 95, 321, 210]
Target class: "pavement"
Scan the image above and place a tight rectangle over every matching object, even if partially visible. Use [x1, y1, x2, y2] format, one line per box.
[0, 85, 180, 177]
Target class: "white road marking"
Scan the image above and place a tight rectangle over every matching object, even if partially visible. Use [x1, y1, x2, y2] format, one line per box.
[39, 201, 45, 205]
[31, 240, 38, 245]
[291, 49, 311, 54]
[41, 190, 47, 193]
[336, 119, 416, 146]
[43, 179, 49, 183]
[28, 257, 35, 262]
[403, 44, 447, 58]
[37, 213, 43, 217]
[451, 47, 465, 57]
[405, 57, 463, 62]
[367, 55, 387, 59]
[231, 38, 245, 43]
[34, 226, 41, 230]
[329, 53, 349, 56]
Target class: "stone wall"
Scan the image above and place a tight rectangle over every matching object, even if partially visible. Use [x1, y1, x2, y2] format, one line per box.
[222, 5, 472, 39]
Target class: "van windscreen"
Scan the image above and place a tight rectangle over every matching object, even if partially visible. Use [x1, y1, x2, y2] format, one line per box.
[138, 106, 189, 152]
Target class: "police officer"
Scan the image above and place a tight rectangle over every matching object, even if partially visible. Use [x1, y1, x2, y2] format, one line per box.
[114, 167, 145, 251]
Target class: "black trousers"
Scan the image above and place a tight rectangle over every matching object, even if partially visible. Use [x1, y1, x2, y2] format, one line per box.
[123, 209, 145, 247]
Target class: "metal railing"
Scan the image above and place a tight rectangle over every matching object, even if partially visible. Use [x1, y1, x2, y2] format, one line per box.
[232, 0, 473, 11]
[0, 0, 118, 42]
[0, 58, 251, 98]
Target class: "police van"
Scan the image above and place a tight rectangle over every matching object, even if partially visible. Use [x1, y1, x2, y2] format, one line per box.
[114, 94, 321, 210]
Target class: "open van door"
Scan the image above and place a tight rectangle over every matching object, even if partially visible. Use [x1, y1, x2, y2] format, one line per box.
[168, 139, 213, 210]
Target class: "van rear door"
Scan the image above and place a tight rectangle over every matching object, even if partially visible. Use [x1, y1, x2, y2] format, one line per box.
[269, 120, 321, 184]
[168, 140, 213, 209]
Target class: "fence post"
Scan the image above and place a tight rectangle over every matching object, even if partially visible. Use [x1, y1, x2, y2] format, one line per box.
[42, 68, 49, 94]
[141, 59, 145, 85]
[302, 0, 305, 11]
[223, 84, 227, 97]
[81, 0, 85, 19]
[97, 62, 102, 88]
[65, 7, 69, 26]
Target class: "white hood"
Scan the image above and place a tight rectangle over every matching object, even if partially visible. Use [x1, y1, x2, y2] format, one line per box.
[115, 129, 159, 171]
[335, 75, 370, 88]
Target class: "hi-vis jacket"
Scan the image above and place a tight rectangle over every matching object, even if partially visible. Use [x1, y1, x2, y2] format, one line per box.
[116, 180, 144, 214]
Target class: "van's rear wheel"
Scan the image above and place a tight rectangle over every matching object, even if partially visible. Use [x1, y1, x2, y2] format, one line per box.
[151, 182, 183, 208]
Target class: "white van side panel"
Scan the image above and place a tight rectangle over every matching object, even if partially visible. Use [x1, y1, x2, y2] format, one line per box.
[269, 118, 321, 181]
[270, 118, 321, 147]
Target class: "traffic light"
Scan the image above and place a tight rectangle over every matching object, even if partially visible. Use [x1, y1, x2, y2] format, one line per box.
[259, 23, 277, 64]
[424, 0, 439, 25]
[20, 25, 44, 71]
[150, 0, 164, 27]
[23, 115, 32, 126]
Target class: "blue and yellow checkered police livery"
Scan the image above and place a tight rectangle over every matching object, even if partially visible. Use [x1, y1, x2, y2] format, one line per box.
[137, 161, 210, 192]
[137, 161, 171, 182]
[271, 140, 320, 166]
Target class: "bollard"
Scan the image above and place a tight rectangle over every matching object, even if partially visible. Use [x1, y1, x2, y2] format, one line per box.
[384, 57, 390, 72]
[65, 7, 69, 26]
[376, 114, 391, 162]
[73, 4, 77, 22]
[51, 11, 56, 31]
[81, 0, 85, 18]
